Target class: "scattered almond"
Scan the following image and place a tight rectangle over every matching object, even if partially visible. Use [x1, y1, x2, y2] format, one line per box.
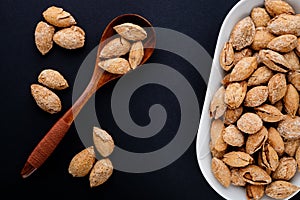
[113, 23, 147, 41]
[93, 127, 115, 158]
[42, 6, 76, 28]
[38, 69, 69, 90]
[53, 26, 85, 49]
[34, 21, 55, 55]
[89, 158, 113, 187]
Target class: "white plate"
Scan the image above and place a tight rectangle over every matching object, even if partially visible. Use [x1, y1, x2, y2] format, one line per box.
[196, 0, 300, 199]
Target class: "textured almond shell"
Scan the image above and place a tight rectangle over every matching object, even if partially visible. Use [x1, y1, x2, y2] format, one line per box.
[284, 50, 300, 71]
[222, 125, 244, 147]
[100, 37, 131, 59]
[211, 157, 231, 188]
[219, 42, 234, 71]
[53, 26, 85, 49]
[288, 70, 300, 91]
[244, 86, 268, 107]
[89, 158, 113, 187]
[240, 165, 272, 185]
[245, 126, 268, 155]
[230, 57, 257, 82]
[98, 58, 131, 74]
[267, 14, 300, 36]
[68, 146, 95, 177]
[283, 84, 299, 117]
[222, 151, 253, 167]
[268, 73, 287, 104]
[277, 115, 300, 140]
[259, 49, 290, 72]
[42, 6, 76, 27]
[265, 181, 300, 199]
[246, 185, 265, 200]
[224, 81, 247, 109]
[113, 23, 147, 41]
[237, 112, 263, 134]
[265, 0, 295, 17]
[247, 66, 273, 86]
[267, 34, 298, 53]
[34, 21, 55, 55]
[250, 7, 271, 27]
[129, 41, 144, 69]
[284, 139, 300, 157]
[251, 27, 275, 51]
[223, 106, 243, 125]
[233, 48, 253, 65]
[254, 104, 284, 123]
[93, 126, 115, 157]
[231, 168, 246, 186]
[261, 143, 279, 171]
[272, 157, 297, 181]
[38, 69, 69, 90]
[209, 86, 226, 119]
[210, 119, 227, 152]
[268, 127, 285, 156]
[30, 84, 61, 114]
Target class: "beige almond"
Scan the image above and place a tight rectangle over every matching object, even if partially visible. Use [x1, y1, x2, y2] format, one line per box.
[224, 81, 247, 109]
[240, 165, 272, 185]
[246, 185, 265, 200]
[283, 51, 300, 71]
[211, 157, 231, 188]
[223, 106, 243, 125]
[210, 142, 226, 159]
[219, 42, 234, 71]
[250, 7, 271, 27]
[113, 23, 147, 41]
[230, 57, 257, 82]
[284, 139, 300, 157]
[265, 181, 300, 199]
[288, 70, 300, 91]
[259, 49, 290, 72]
[267, 34, 298, 53]
[129, 41, 144, 69]
[231, 168, 246, 186]
[272, 157, 297, 181]
[244, 86, 268, 107]
[210, 119, 227, 152]
[98, 58, 131, 74]
[265, 0, 295, 17]
[261, 143, 279, 171]
[68, 146, 96, 177]
[89, 158, 113, 187]
[267, 14, 300, 36]
[246, 126, 268, 155]
[42, 6, 76, 28]
[277, 115, 300, 140]
[283, 84, 299, 117]
[30, 84, 61, 114]
[254, 104, 284, 123]
[209, 86, 226, 119]
[268, 73, 287, 104]
[251, 27, 275, 51]
[274, 99, 284, 112]
[237, 112, 263, 134]
[100, 37, 131, 59]
[38, 69, 69, 90]
[221, 73, 231, 87]
[93, 126, 115, 157]
[222, 151, 253, 167]
[53, 26, 85, 49]
[233, 48, 253, 66]
[222, 124, 244, 147]
[268, 127, 285, 156]
[34, 21, 55, 55]
[247, 66, 273, 87]
[229, 16, 255, 50]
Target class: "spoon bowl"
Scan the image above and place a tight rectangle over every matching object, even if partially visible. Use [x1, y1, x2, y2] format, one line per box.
[21, 13, 156, 178]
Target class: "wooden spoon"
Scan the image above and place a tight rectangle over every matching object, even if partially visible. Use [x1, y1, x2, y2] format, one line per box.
[21, 13, 156, 178]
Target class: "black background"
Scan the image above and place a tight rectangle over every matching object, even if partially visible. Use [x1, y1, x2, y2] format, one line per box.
[1, 0, 299, 199]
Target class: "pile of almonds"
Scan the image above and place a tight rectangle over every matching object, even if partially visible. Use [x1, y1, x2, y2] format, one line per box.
[68, 127, 115, 187]
[31, 69, 69, 114]
[98, 22, 147, 74]
[35, 5, 85, 55]
[209, 0, 300, 199]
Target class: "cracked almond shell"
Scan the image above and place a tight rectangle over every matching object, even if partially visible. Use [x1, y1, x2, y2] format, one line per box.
[100, 37, 131, 59]
[113, 23, 147, 41]
[272, 157, 297, 181]
[53, 26, 85, 49]
[129, 41, 144, 69]
[245, 126, 268, 155]
[38, 69, 69, 90]
[93, 126, 115, 157]
[283, 84, 299, 117]
[268, 127, 285, 156]
[222, 151, 253, 167]
[265, 181, 300, 199]
[219, 42, 234, 71]
[210, 119, 227, 152]
[229, 56, 257, 82]
[267, 34, 298, 53]
[211, 157, 231, 188]
[209, 86, 226, 119]
[239, 165, 272, 185]
[267, 14, 300, 36]
[223, 124, 244, 147]
[89, 158, 113, 187]
[98, 57, 131, 74]
[248, 66, 273, 87]
[224, 81, 247, 109]
[244, 86, 268, 107]
[254, 104, 284, 123]
[42, 6, 76, 28]
[268, 73, 287, 104]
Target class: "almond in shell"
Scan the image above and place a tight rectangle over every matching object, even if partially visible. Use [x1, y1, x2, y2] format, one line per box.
[268, 127, 285, 156]
[277, 115, 300, 140]
[268, 73, 287, 104]
[68, 146, 96, 177]
[209, 86, 226, 119]
[129, 41, 144, 69]
[211, 157, 231, 188]
[223, 106, 243, 125]
[98, 57, 131, 74]
[224, 81, 247, 109]
[283, 51, 300, 71]
[42, 6, 76, 28]
[38, 69, 69, 90]
[237, 112, 263, 134]
[248, 66, 274, 87]
[284, 139, 300, 157]
[222, 124, 244, 147]
[259, 49, 290, 73]
[251, 27, 275, 51]
[246, 126, 268, 155]
[89, 158, 113, 187]
[100, 37, 131, 59]
[272, 157, 297, 181]
[246, 185, 265, 200]
[244, 86, 268, 107]
[267, 14, 300, 36]
[219, 42, 234, 71]
[265, 180, 300, 199]
[210, 119, 227, 152]
[239, 165, 272, 185]
[231, 168, 246, 186]
[265, 0, 295, 17]
[93, 126, 115, 157]
[113, 23, 147, 41]
[30, 84, 61, 114]
[283, 84, 299, 117]
[250, 7, 271, 27]
[53, 26, 85, 49]
[254, 104, 284, 123]
[229, 16, 255, 50]
[229, 56, 257, 82]
[288, 70, 300, 91]
[222, 151, 253, 167]
[267, 34, 298, 53]
[233, 48, 253, 65]
[34, 21, 55, 55]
